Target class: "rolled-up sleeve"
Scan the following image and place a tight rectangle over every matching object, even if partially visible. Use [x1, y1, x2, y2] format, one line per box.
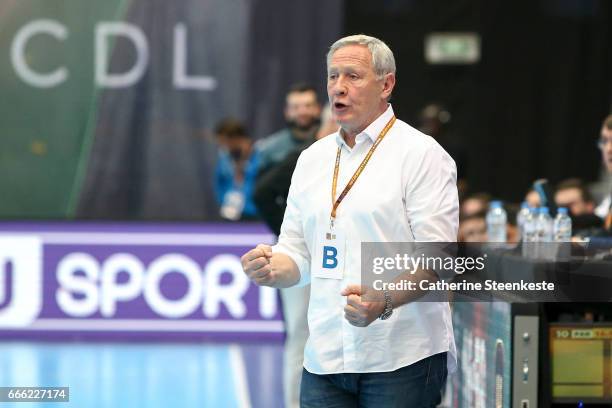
[404, 143, 459, 242]
[272, 154, 312, 287]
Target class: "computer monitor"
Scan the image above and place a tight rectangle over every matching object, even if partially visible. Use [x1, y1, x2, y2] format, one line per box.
[549, 323, 612, 404]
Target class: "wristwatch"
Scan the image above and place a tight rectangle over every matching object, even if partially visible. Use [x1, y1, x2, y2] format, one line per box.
[378, 290, 393, 320]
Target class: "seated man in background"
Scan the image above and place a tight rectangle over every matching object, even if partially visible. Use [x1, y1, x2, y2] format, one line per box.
[458, 210, 487, 242]
[576, 114, 612, 241]
[214, 118, 259, 221]
[554, 178, 596, 216]
[524, 188, 541, 209]
[460, 192, 491, 217]
[459, 203, 518, 243]
[554, 178, 602, 231]
[595, 114, 612, 226]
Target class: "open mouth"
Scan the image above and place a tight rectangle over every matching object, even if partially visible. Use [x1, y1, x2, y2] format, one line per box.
[334, 102, 349, 111]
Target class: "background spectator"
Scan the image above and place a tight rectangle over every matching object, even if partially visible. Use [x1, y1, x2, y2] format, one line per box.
[524, 188, 541, 208]
[461, 192, 491, 218]
[554, 178, 596, 216]
[214, 119, 259, 221]
[459, 210, 488, 242]
[255, 83, 321, 175]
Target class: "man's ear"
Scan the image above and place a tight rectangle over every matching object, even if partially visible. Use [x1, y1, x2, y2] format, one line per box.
[381, 73, 396, 100]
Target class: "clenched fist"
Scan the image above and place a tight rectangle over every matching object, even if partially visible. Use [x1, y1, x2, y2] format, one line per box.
[241, 244, 275, 286]
[341, 285, 385, 327]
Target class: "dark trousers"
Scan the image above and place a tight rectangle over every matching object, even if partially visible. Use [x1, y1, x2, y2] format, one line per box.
[300, 352, 447, 408]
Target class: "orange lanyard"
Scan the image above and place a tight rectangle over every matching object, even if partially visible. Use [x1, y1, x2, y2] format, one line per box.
[330, 116, 396, 228]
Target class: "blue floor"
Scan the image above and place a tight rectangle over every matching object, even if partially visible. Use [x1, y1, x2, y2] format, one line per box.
[0, 342, 284, 408]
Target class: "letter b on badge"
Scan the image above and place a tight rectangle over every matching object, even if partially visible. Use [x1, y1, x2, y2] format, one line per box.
[322, 246, 338, 269]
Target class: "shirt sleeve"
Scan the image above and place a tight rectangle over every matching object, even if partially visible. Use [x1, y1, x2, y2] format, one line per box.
[595, 195, 611, 219]
[403, 142, 459, 242]
[271, 153, 311, 287]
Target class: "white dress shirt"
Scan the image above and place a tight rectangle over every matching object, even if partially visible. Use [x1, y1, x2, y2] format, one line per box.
[273, 105, 459, 374]
[595, 193, 611, 219]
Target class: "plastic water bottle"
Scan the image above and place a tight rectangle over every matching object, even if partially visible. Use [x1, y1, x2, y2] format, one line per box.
[554, 207, 572, 242]
[516, 202, 531, 239]
[521, 207, 537, 258]
[535, 207, 553, 242]
[486, 201, 507, 242]
[533, 207, 552, 259]
[522, 207, 536, 242]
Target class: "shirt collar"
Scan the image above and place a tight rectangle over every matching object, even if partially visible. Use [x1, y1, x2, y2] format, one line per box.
[335, 104, 395, 149]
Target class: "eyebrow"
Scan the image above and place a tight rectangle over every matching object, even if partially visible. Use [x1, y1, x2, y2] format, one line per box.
[327, 66, 361, 73]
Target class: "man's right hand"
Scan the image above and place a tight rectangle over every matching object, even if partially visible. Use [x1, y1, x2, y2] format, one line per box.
[241, 244, 302, 288]
[241, 244, 275, 286]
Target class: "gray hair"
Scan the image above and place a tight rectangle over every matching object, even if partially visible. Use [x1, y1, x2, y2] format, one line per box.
[327, 34, 396, 79]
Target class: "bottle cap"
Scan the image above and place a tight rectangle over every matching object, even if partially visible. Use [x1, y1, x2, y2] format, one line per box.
[490, 200, 503, 208]
[558, 207, 568, 215]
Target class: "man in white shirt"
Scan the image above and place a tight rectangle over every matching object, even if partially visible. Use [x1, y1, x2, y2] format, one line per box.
[241, 34, 458, 407]
[595, 114, 612, 227]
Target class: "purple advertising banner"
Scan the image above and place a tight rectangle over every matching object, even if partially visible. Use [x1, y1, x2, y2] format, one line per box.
[0, 222, 283, 341]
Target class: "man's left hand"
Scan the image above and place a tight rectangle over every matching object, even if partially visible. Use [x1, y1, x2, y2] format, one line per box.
[341, 285, 385, 327]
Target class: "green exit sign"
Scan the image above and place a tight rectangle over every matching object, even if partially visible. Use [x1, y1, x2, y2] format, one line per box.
[425, 32, 481, 64]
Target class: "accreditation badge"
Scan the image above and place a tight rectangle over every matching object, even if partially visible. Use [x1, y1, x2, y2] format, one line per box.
[312, 228, 345, 280]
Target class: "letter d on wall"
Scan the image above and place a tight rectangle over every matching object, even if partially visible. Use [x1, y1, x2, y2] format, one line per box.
[95, 22, 149, 88]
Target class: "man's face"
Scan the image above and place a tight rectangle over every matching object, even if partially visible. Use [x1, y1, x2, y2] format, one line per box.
[600, 126, 612, 173]
[327, 45, 394, 135]
[459, 218, 487, 243]
[555, 187, 593, 216]
[525, 190, 540, 208]
[461, 198, 487, 217]
[285, 91, 320, 130]
[225, 136, 251, 162]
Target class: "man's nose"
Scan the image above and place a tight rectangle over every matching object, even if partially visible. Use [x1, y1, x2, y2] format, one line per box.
[331, 78, 347, 96]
